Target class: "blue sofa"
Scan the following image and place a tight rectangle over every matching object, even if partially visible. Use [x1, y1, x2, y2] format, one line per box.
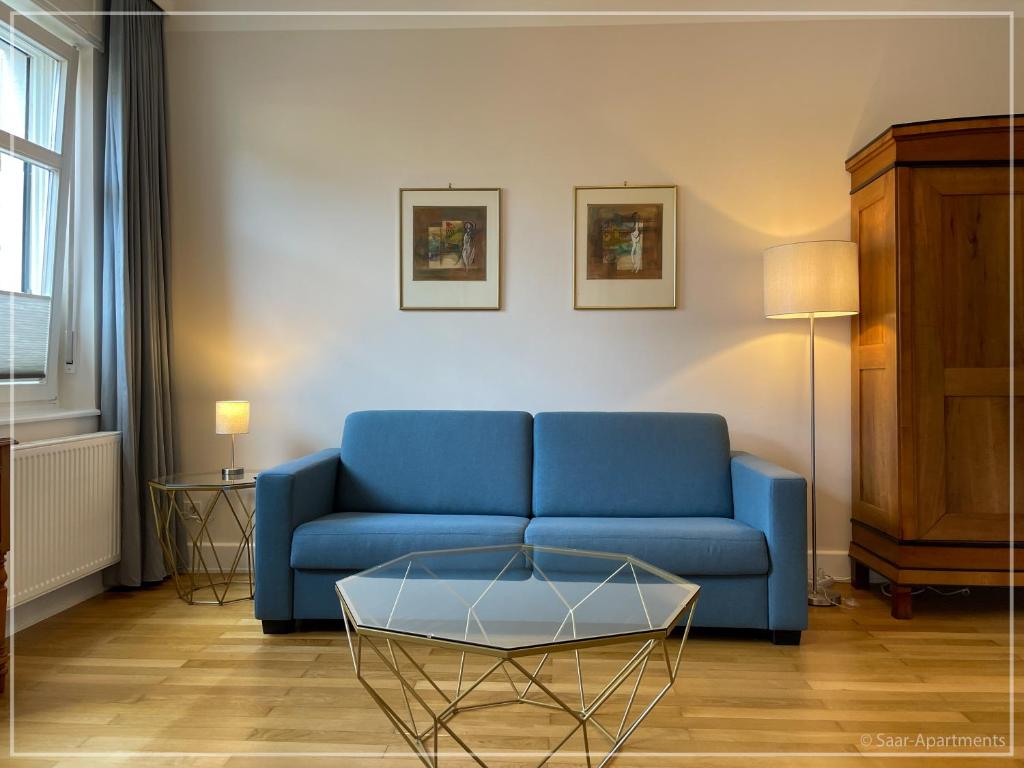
[255, 410, 808, 644]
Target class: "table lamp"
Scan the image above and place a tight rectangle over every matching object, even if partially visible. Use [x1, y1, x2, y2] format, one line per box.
[216, 400, 250, 480]
[763, 240, 858, 607]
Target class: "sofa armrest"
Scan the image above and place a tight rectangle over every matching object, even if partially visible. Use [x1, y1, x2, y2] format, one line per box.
[731, 451, 807, 631]
[255, 448, 341, 620]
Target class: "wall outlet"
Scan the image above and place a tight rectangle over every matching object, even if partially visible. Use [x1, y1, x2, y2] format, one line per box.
[181, 498, 202, 520]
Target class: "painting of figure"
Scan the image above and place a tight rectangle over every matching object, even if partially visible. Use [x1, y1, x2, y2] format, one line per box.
[573, 185, 676, 309]
[412, 206, 487, 281]
[586, 203, 663, 280]
[400, 187, 500, 309]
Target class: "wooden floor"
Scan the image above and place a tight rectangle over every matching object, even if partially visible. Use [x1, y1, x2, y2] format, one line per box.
[1, 581, 1021, 767]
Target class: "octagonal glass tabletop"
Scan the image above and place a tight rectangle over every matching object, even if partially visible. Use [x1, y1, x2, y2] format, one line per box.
[336, 544, 699, 654]
[150, 471, 259, 490]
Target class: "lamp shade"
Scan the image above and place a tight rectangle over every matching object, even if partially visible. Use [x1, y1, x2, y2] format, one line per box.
[215, 401, 250, 435]
[763, 240, 859, 319]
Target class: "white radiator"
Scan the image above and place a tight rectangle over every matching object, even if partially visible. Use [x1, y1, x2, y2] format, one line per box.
[11, 431, 121, 606]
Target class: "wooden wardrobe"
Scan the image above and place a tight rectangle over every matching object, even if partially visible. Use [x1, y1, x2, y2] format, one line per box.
[847, 116, 1023, 619]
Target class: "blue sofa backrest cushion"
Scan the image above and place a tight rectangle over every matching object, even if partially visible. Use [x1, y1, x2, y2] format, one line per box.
[533, 412, 733, 518]
[337, 410, 533, 517]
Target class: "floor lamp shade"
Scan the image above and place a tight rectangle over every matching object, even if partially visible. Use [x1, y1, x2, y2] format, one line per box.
[763, 241, 859, 319]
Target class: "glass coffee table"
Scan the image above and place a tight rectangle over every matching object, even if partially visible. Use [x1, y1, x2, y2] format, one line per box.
[336, 544, 699, 768]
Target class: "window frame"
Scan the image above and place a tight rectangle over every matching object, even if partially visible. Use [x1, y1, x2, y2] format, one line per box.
[0, 0, 77, 403]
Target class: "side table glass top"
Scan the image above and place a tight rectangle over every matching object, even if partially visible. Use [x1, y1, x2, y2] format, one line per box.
[150, 471, 259, 490]
[336, 544, 699, 655]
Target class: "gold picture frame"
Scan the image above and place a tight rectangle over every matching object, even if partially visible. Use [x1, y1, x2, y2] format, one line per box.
[399, 187, 502, 310]
[572, 184, 678, 309]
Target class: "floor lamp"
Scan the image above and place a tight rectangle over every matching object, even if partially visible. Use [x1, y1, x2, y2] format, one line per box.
[763, 240, 859, 607]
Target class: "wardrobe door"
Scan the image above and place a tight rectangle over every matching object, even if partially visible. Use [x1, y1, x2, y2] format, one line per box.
[851, 171, 900, 538]
[905, 166, 1024, 542]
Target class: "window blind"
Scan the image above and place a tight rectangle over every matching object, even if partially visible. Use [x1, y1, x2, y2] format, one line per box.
[0, 291, 51, 380]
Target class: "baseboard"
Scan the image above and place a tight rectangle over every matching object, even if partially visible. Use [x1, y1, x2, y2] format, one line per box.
[811, 549, 889, 584]
[7, 571, 105, 636]
[809, 549, 852, 581]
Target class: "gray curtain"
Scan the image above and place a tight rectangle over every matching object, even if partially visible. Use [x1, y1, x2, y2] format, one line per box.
[101, 0, 174, 587]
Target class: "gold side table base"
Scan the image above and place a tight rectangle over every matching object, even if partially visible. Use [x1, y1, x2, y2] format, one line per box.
[343, 605, 696, 768]
[148, 483, 255, 606]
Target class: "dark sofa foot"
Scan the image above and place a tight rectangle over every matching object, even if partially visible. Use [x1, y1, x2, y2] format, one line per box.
[771, 630, 801, 645]
[261, 619, 296, 634]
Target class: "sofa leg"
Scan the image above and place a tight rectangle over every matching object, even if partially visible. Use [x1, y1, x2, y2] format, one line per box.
[850, 558, 871, 590]
[261, 619, 295, 634]
[890, 585, 913, 620]
[771, 630, 801, 645]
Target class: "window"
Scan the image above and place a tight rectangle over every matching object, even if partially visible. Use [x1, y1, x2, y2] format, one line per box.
[0, 4, 76, 401]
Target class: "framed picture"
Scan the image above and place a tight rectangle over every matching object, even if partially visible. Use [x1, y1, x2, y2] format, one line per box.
[400, 188, 501, 310]
[573, 185, 677, 309]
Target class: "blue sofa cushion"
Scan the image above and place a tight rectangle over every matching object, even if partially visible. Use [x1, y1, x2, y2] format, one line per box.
[524, 517, 769, 576]
[338, 410, 533, 517]
[290, 512, 529, 571]
[533, 412, 733, 517]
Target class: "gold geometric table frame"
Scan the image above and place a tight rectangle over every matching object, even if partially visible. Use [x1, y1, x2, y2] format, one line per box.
[338, 550, 698, 768]
[148, 478, 255, 605]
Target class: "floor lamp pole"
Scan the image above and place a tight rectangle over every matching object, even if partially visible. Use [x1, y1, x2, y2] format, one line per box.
[808, 313, 837, 607]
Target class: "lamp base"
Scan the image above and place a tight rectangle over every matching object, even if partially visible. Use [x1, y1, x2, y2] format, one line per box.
[808, 586, 840, 607]
[222, 466, 244, 480]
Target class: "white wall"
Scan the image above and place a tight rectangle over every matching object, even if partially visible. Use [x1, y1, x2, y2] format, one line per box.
[166, 17, 1014, 574]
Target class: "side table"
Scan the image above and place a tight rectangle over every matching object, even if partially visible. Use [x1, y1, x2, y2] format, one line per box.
[149, 471, 258, 605]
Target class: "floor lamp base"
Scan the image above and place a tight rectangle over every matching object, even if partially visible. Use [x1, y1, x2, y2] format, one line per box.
[808, 586, 840, 607]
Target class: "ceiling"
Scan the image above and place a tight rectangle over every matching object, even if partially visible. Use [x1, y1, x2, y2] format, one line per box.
[162, 0, 1023, 32]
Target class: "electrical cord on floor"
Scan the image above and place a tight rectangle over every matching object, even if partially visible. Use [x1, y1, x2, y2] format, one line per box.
[812, 569, 847, 606]
[812, 569, 971, 607]
[823, 591, 844, 606]
[880, 583, 971, 598]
